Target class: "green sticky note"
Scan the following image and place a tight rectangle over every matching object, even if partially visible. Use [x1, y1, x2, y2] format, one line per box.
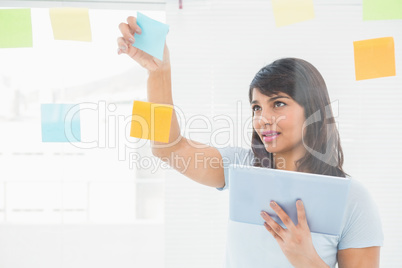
[0, 9, 33, 48]
[363, 0, 402, 20]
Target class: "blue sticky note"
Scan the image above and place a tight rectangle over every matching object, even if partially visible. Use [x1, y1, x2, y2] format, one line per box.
[132, 12, 169, 61]
[41, 104, 81, 143]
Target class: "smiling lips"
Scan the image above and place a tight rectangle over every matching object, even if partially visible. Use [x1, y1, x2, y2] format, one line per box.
[262, 131, 281, 142]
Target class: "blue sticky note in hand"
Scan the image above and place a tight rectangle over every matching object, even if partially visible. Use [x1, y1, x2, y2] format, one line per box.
[41, 104, 81, 142]
[133, 12, 169, 61]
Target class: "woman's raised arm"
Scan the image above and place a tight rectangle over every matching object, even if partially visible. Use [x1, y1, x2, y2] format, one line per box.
[117, 16, 225, 188]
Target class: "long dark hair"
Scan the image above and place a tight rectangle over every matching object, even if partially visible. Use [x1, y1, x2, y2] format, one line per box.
[249, 58, 347, 178]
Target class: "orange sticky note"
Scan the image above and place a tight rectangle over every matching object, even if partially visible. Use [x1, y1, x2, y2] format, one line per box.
[130, 100, 173, 143]
[353, 37, 396, 81]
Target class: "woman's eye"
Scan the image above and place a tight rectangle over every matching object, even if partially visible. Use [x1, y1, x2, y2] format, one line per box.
[252, 105, 261, 112]
[274, 101, 286, 108]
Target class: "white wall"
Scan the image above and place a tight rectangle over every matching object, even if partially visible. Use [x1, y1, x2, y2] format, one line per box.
[0, 6, 166, 268]
[0, 224, 164, 268]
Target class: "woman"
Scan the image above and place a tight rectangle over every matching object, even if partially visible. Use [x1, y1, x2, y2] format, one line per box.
[117, 16, 383, 268]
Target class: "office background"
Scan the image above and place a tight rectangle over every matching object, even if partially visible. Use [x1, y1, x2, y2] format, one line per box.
[0, 0, 401, 267]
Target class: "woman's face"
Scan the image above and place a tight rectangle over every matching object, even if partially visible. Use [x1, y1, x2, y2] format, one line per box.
[251, 88, 306, 155]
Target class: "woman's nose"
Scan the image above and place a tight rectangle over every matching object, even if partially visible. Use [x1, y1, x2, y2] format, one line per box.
[258, 111, 273, 126]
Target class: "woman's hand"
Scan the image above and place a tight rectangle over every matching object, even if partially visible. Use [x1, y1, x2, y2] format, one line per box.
[117, 16, 170, 72]
[260, 200, 329, 268]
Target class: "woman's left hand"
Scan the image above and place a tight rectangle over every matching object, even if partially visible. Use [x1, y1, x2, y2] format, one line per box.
[260, 200, 329, 268]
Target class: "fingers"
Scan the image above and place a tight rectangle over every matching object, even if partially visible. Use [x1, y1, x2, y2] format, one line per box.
[263, 222, 284, 244]
[119, 22, 135, 45]
[117, 16, 142, 55]
[296, 200, 309, 229]
[116, 37, 129, 54]
[261, 211, 286, 241]
[127, 16, 142, 34]
[270, 201, 296, 231]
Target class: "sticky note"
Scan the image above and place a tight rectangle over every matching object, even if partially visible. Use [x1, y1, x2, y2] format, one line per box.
[132, 12, 169, 61]
[363, 0, 402, 20]
[353, 37, 396, 81]
[41, 104, 81, 142]
[0, 9, 33, 48]
[271, 0, 315, 27]
[130, 100, 173, 143]
[49, 8, 92, 42]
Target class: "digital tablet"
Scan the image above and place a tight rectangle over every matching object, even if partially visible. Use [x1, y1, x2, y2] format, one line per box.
[229, 164, 351, 236]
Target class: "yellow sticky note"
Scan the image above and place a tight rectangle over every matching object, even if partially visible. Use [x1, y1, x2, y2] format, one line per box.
[353, 37, 396, 81]
[49, 8, 92, 42]
[271, 0, 315, 27]
[130, 100, 173, 143]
